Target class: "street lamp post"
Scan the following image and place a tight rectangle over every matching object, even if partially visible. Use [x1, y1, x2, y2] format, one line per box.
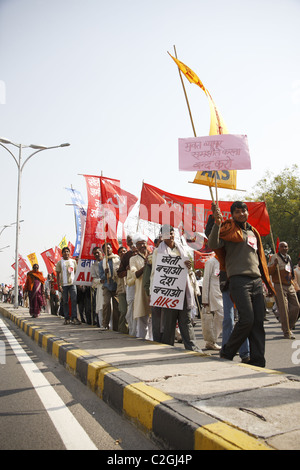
[0, 137, 70, 308]
[0, 220, 24, 237]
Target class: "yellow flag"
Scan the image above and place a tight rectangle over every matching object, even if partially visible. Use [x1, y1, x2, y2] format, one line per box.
[59, 236, 68, 250]
[27, 252, 38, 267]
[169, 53, 206, 92]
[169, 53, 237, 189]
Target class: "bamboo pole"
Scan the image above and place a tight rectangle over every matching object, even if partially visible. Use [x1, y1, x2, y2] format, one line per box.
[265, 199, 292, 338]
[101, 171, 109, 282]
[172, 45, 215, 205]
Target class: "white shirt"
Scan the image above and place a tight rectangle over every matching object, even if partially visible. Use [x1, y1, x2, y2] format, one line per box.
[202, 257, 223, 312]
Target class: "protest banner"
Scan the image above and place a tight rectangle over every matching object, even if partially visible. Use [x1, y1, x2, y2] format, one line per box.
[27, 252, 38, 267]
[179, 134, 251, 172]
[139, 182, 270, 236]
[74, 258, 94, 286]
[12, 255, 30, 286]
[150, 253, 187, 310]
[65, 187, 86, 257]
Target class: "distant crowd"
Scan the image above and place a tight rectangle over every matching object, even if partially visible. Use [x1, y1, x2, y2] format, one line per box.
[1, 202, 300, 368]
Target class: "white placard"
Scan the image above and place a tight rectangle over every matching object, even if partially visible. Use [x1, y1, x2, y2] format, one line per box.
[150, 253, 187, 310]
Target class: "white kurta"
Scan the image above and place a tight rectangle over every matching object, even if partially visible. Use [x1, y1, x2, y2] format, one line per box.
[129, 254, 151, 319]
[91, 260, 103, 312]
[202, 257, 223, 312]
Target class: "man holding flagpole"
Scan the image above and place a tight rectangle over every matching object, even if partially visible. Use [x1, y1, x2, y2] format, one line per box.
[209, 202, 275, 368]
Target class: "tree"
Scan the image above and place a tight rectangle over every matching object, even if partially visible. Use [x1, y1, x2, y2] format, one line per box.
[246, 165, 300, 263]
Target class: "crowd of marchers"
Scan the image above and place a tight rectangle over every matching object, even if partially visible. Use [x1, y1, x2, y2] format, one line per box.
[2, 201, 299, 369]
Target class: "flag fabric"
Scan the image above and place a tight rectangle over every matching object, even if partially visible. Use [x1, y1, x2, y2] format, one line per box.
[169, 53, 237, 189]
[12, 255, 31, 286]
[80, 175, 119, 259]
[276, 237, 280, 253]
[27, 252, 38, 267]
[59, 236, 68, 250]
[65, 187, 86, 257]
[169, 53, 206, 91]
[100, 177, 138, 224]
[139, 182, 270, 236]
[192, 169, 237, 190]
[68, 241, 75, 256]
[40, 248, 61, 274]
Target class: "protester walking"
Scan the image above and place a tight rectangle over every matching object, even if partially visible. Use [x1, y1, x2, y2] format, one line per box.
[129, 234, 151, 339]
[151, 225, 202, 352]
[91, 246, 104, 327]
[117, 237, 137, 336]
[113, 246, 129, 334]
[209, 201, 275, 368]
[99, 242, 120, 331]
[24, 264, 45, 318]
[268, 242, 299, 339]
[56, 246, 80, 325]
[201, 256, 223, 350]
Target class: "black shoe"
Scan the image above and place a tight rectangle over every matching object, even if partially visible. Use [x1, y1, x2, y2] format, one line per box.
[219, 349, 232, 361]
[241, 356, 251, 364]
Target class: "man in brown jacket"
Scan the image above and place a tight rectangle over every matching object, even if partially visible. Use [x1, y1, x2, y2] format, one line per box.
[209, 201, 275, 368]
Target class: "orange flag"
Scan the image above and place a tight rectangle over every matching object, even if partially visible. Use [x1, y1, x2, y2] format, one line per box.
[169, 53, 236, 189]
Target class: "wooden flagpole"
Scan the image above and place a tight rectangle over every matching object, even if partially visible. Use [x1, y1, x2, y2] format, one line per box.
[101, 171, 109, 282]
[136, 180, 144, 231]
[265, 200, 292, 338]
[172, 45, 215, 205]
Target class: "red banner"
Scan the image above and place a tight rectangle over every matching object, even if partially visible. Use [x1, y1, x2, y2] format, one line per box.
[139, 182, 270, 236]
[12, 255, 31, 286]
[80, 175, 120, 259]
[40, 248, 61, 274]
[100, 177, 138, 224]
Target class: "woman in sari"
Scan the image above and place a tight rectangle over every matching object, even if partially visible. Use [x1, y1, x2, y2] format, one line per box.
[24, 264, 45, 318]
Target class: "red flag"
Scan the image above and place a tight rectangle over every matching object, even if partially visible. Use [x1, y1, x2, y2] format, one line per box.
[139, 182, 270, 236]
[276, 237, 280, 253]
[100, 177, 138, 224]
[41, 248, 61, 274]
[68, 241, 75, 257]
[80, 175, 120, 258]
[12, 255, 31, 286]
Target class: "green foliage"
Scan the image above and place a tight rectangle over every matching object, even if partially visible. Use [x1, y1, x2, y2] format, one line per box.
[246, 165, 300, 263]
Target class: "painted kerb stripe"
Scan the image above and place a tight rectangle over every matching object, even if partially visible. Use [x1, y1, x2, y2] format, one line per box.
[0, 307, 273, 450]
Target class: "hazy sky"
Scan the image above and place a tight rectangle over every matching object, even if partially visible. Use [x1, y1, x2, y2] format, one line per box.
[0, 0, 299, 283]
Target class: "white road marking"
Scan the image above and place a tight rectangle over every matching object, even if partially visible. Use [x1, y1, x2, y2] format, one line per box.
[0, 319, 97, 450]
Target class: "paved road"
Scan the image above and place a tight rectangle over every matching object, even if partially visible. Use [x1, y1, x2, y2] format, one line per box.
[182, 309, 300, 376]
[0, 317, 161, 451]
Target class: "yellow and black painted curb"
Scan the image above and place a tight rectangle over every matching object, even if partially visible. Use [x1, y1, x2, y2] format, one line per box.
[0, 307, 273, 451]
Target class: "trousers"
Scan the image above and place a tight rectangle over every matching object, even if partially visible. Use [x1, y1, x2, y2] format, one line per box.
[274, 283, 299, 335]
[161, 299, 201, 352]
[62, 285, 77, 320]
[222, 276, 266, 367]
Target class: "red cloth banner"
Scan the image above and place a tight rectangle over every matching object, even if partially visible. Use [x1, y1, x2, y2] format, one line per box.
[40, 248, 61, 274]
[100, 177, 138, 224]
[12, 255, 31, 286]
[139, 182, 270, 236]
[80, 175, 120, 259]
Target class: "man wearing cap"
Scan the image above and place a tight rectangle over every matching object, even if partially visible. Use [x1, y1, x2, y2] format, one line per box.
[129, 233, 151, 339]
